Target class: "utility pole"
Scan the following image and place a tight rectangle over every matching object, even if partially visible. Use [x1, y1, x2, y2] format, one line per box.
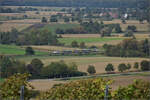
[104, 85, 109, 100]
[20, 86, 24, 100]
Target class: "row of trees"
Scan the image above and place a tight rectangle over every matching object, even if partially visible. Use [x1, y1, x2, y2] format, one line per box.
[0, 28, 59, 45]
[103, 38, 150, 57]
[105, 60, 150, 73]
[1, 73, 150, 99]
[0, 55, 86, 79]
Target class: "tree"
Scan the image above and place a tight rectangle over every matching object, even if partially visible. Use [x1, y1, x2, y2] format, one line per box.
[71, 41, 79, 47]
[87, 65, 96, 74]
[79, 42, 86, 48]
[115, 24, 122, 33]
[124, 30, 134, 37]
[126, 63, 131, 70]
[100, 27, 112, 37]
[118, 63, 127, 72]
[127, 25, 137, 32]
[105, 63, 114, 73]
[140, 60, 150, 71]
[41, 17, 47, 23]
[64, 17, 70, 22]
[50, 17, 58, 22]
[27, 58, 44, 78]
[133, 62, 139, 69]
[25, 47, 35, 55]
[0, 73, 34, 99]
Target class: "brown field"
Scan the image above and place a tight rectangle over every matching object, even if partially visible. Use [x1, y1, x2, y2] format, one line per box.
[30, 75, 150, 91]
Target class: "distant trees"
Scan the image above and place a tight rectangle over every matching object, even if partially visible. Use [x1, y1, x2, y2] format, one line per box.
[71, 41, 79, 47]
[103, 38, 149, 57]
[87, 65, 96, 74]
[105, 63, 114, 73]
[100, 27, 112, 37]
[79, 42, 86, 48]
[140, 60, 150, 71]
[115, 24, 122, 33]
[118, 63, 127, 72]
[124, 30, 134, 37]
[50, 17, 58, 22]
[25, 47, 35, 55]
[134, 62, 139, 69]
[41, 17, 47, 23]
[127, 25, 137, 32]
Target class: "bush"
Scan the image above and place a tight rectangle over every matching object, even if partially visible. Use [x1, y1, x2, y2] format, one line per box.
[115, 24, 122, 33]
[25, 47, 35, 55]
[118, 63, 127, 72]
[87, 65, 96, 74]
[127, 25, 137, 32]
[113, 79, 150, 99]
[134, 62, 139, 69]
[140, 60, 150, 71]
[71, 41, 79, 47]
[41, 17, 47, 23]
[79, 42, 86, 48]
[105, 63, 114, 73]
[124, 30, 134, 37]
[126, 63, 131, 70]
[37, 78, 112, 100]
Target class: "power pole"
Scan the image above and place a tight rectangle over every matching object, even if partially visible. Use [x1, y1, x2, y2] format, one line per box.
[104, 85, 109, 100]
[20, 86, 24, 100]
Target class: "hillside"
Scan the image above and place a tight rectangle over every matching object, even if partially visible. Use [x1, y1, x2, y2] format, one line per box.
[0, 0, 138, 8]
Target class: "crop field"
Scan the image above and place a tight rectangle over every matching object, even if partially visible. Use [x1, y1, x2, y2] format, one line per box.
[104, 19, 149, 32]
[0, 44, 48, 55]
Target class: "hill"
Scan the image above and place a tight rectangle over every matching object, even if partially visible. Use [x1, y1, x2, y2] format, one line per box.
[0, 0, 138, 8]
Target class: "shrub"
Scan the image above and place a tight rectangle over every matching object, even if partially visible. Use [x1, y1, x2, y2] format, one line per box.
[134, 62, 139, 69]
[37, 78, 112, 100]
[126, 63, 131, 70]
[118, 63, 127, 72]
[25, 47, 35, 55]
[113, 79, 150, 99]
[79, 42, 86, 48]
[87, 65, 96, 74]
[105, 63, 114, 73]
[71, 41, 79, 47]
[127, 25, 137, 32]
[140, 60, 150, 71]
[41, 17, 47, 23]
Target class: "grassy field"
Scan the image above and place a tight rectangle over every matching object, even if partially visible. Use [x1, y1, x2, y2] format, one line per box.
[41, 23, 80, 33]
[0, 44, 48, 55]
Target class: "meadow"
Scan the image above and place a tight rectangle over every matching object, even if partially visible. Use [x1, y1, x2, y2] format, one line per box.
[0, 44, 48, 55]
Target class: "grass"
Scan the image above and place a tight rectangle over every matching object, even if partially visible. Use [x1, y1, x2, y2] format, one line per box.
[59, 37, 125, 45]
[0, 44, 49, 55]
[41, 23, 80, 33]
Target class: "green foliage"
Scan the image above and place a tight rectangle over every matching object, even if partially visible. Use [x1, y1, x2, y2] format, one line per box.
[25, 47, 35, 55]
[100, 27, 112, 37]
[87, 65, 96, 74]
[113, 79, 150, 99]
[118, 63, 127, 72]
[41, 17, 47, 23]
[105, 63, 114, 72]
[71, 40, 79, 47]
[0, 73, 34, 100]
[41, 61, 87, 78]
[0, 55, 27, 78]
[126, 63, 132, 70]
[140, 60, 150, 71]
[134, 62, 139, 69]
[115, 24, 122, 33]
[124, 30, 134, 37]
[103, 38, 149, 57]
[127, 25, 137, 32]
[37, 78, 112, 100]
[27, 58, 44, 78]
[79, 42, 86, 48]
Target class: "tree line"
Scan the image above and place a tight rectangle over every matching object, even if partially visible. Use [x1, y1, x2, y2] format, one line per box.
[0, 28, 60, 45]
[0, 55, 86, 79]
[103, 38, 150, 57]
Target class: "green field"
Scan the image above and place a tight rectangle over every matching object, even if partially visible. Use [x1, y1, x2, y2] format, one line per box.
[41, 23, 80, 33]
[59, 37, 125, 45]
[0, 44, 49, 55]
